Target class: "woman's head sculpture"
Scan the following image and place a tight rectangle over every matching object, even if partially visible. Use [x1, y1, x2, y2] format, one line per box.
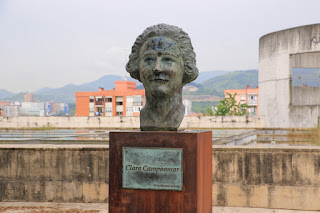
[126, 24, 198, 131]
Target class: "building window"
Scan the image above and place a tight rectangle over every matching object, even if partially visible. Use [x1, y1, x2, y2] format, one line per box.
[247, 95, 257, 105]
[133, 95, 143, 106]
[96, 97, 104, 102]
[126, 108, 133, 112]
[105, 108, 112, 113]
[89, 108, 94, 113]
[117, 112, 123, 116]
[134, 106, 142, 112]
[248, 107, 257, 115]
[116, 102, 123, 105]
[106, 98, 112, 102]
[240, 95, 245, 101]
[90, 97, 94, 102]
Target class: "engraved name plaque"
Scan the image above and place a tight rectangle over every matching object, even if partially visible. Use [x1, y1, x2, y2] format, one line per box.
[122, 147, 183, 191]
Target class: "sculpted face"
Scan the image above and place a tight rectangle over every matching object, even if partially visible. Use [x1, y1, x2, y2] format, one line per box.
[139, 37, 184, 97]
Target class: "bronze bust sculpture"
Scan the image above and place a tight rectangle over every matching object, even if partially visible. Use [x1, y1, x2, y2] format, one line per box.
[126, 24, 198, 131]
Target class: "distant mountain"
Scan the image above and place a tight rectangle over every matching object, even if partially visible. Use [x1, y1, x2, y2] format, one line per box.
[32, 75, 143, 102]
[80, 75, 124, 90]
[33, 84, 94, 102]
[0, 70, 258, 103]
[4, 93, 25, 102]
[194, 70, 229, 84]
[198, 69, 258, 97]
[0, 89, 14, 100]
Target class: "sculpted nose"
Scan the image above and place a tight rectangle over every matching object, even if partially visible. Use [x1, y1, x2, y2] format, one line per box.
[153, 58, 163, 72]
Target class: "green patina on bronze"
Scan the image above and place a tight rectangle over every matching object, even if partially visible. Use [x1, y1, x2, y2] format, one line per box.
[126, 24, 198, 131]
[122, 147, 183, 191]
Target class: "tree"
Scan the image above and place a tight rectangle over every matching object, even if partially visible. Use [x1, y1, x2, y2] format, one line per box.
[203, 93, 249, 116]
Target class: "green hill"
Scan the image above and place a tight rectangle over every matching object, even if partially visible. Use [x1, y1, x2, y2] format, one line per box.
[196, 70, 258, 97]
[5, 93, 25, 102]
[0, 89, 14, 100]
[193, 70, 228, 84]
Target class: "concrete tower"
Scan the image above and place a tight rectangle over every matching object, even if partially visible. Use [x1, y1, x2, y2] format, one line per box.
[259, 24, 320, 127]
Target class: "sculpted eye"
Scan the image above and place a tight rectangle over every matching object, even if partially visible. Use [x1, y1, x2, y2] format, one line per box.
[144, 57, 155, 64]
[163, 57, 174, 63]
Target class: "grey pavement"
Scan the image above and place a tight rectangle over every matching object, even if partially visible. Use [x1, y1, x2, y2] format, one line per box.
[0, 202, 319, 213]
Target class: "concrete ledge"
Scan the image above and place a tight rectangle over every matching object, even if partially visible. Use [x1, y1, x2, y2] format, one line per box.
[0, 146, 109, 203]
[213, 183, 320, 210]
[212, 206, 320, 213]
[0, 203, 318, 213]
[0, 115, 266, 129]
[0, 144, 108, 150]
[213, 146, 320, 211]
[213, 145, 320, 152]
[1, 145, 320, 211]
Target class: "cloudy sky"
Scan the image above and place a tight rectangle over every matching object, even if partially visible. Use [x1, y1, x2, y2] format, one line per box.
[0, 0, 319, 93]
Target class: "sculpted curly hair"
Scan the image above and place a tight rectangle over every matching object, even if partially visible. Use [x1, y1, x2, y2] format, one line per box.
[126, 23, 198, 84]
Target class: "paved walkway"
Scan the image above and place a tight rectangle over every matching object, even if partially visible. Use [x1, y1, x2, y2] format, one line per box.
[0, 202, 319, 213]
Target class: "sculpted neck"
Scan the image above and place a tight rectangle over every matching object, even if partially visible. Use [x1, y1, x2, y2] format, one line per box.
[140, 87, 185, 131]
[146, 89, 183, 113]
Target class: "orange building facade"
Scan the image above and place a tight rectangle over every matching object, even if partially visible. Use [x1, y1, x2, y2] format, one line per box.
[76, 81, 145, 117]
[224, 86, 259, 115]
[24, 93, 35, 102]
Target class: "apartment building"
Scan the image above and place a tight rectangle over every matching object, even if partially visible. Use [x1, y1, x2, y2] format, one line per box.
[24, 93, 35, 102]
[224, 86, 259, 115]
[75, 81, 145, 117]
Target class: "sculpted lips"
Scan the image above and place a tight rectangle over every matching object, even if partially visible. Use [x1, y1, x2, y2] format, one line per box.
[153, 73, 169, 83]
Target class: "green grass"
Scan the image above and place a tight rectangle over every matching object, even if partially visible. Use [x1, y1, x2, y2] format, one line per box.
[22, 126, 57, 131]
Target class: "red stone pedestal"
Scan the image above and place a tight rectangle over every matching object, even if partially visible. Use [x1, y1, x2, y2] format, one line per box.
[109, 130, 212, 213]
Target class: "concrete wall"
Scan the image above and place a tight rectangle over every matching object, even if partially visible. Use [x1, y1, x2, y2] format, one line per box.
[291, 87, 320, 106]
[0, 115, 265, 129]
[1, 145, 320, 211]
[212, 146, 320, 211]
[0, 145, 108, 202]
[259, 24, 320, 128]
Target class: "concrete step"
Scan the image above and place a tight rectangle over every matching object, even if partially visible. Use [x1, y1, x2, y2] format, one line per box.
[0, 203, 319, 213]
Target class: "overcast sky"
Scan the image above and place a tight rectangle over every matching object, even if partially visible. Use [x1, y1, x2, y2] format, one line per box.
[0, 0, 319, 93]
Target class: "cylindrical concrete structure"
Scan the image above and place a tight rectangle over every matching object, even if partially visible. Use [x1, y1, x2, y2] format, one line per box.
[259, 24, 320, 128]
